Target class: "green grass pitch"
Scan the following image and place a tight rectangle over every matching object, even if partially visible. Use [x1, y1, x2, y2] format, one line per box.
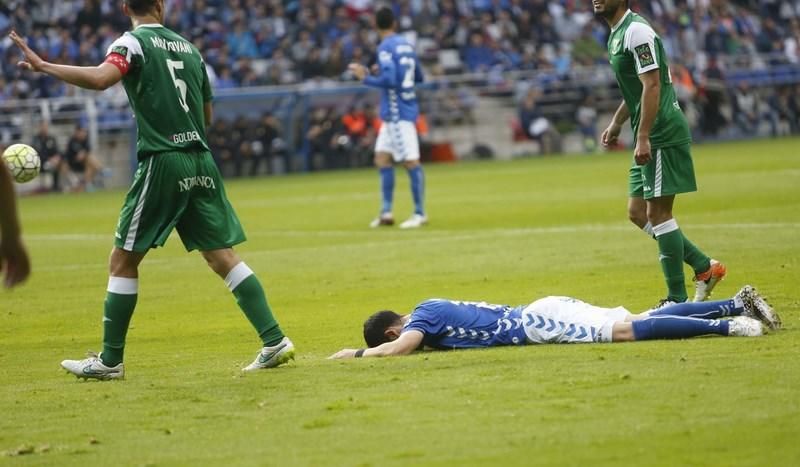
[1, 138, 799, 465]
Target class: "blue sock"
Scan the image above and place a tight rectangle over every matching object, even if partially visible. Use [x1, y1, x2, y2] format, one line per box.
[632, 316, 730, 340]
[647, 298, 743, 319]
[380, 167, 394, 214]
[407, 165, 425, 215]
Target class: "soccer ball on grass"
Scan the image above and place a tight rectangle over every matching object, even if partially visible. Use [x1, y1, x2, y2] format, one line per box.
[2, 143, 41, 183]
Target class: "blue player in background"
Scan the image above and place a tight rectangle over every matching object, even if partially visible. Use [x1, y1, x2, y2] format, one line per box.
[349, 6, 427, 229]
[329, 285, 781, 359]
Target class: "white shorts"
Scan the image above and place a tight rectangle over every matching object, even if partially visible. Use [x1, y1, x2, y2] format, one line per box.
[375, 120, 420, 162]
[521, 296, 631, 344]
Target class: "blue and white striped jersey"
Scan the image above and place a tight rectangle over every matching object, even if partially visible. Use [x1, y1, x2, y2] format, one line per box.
[364, 34, 423, 123]
[404, 299, 528, 349]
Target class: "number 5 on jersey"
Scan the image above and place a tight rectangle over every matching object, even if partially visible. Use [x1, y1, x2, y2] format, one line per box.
[166, 59, 190, 113]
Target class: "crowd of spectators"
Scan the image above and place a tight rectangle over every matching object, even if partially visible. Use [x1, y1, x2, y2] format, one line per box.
[2, 0, 800, 100]
[206, 112, 290, 176]
[1, 0, 799, 172]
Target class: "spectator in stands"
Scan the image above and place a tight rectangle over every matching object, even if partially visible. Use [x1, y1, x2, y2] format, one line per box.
[699, 57, 728, 137]
[519, 88, 561, 155]
[306, 107, 340, 170]
[31, 121, 65, 192]
[253, 113, 288, 174]
[214, 66, 237, 89]
[775, 84, 800, 134]
[229, 116, 256, 177]
[341, 103, 379, 168]
[572, 23, 606, 66]
[64, 126, 105, 191]
[575, 95, 598, 153]
[207, 118, 233, 174]
[463, 33, 497, 72]
[733, 82, 760, 134]
[227, 19, 259, 59]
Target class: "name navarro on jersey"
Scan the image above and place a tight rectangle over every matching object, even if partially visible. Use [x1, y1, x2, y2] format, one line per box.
[178, 176, 216, 192]
[150, 36, 193, 54]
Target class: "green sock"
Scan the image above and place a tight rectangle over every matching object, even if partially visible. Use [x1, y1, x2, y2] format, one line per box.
[102, 277, 138, 366]
[227, 263, 284, 347]
[653, 220, 688, 302]
[681, 233, 711, 276]
[643, 222, 710, 275]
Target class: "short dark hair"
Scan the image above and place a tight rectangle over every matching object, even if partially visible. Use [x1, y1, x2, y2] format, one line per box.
[124, 0, 159, 15]
[375, 6, 395, 31]
[363, 310, 402, 347]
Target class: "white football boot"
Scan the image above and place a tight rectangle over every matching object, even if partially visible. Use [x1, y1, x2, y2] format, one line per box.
[399, 214, 428, 229]
[735, 285, 782, 330]
[243, 337, 295, 371]
[369, 212, 394, 228]
[61, 352, 124, 381]
[727, 316, 766, 337]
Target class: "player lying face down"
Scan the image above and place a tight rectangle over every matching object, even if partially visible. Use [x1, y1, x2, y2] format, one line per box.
[328, 287, 780, 359]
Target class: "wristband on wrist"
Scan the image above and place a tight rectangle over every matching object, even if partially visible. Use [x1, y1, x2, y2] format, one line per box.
[354, 349, 365, 358]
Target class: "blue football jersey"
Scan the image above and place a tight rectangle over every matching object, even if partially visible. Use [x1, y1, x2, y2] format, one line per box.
[363, 34, 423, 123]
[403, 299, 528, 349]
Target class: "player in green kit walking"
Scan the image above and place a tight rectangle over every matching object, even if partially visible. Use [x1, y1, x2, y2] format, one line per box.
[593, 0, 727, 309]
[10, 0, 294, 380]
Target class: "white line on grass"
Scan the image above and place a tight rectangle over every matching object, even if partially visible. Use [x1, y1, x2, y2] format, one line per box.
[33, 222, 800, 272]
[28, 222, 800, 242]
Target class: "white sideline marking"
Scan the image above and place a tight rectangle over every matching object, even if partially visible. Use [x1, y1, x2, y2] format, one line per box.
[27, 222, 800, 242]
[32, 222, 799, 272]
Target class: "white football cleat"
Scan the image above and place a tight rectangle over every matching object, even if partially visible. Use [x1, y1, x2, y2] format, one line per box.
[736, 285, 782, 330]
[243, 337, 295, 371]
[369, 212, 394, 228]
[727, 316, 766, 337]
[399, 214, 428, 229]
[693, 259, 727, 302]
[61, 352, 124, 381]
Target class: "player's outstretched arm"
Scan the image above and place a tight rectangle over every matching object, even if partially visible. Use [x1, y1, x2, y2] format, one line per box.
[329, 330, 424, 359]
[349, 52, 398, 89]
[10, 31, 122, 91]
[0, 163, 30, 288]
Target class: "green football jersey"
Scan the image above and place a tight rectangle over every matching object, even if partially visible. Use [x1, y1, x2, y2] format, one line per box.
[106, 24, 212, 159]
[607, 10, 691, 149]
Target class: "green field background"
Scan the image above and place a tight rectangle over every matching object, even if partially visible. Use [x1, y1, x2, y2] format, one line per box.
[1, 139, 799, 465]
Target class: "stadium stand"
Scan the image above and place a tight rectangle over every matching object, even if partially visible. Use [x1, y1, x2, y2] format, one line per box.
[1, 0, 799, 180]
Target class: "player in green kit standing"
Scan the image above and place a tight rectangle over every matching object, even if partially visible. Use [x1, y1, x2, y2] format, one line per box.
[10, 0, 294, 380]
[593, 0, 727, 309]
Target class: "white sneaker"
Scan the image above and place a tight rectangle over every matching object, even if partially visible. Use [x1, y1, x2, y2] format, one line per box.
[369, 213, 394, 228]
[727, 316, 766, 337]
[736, 285, 782, 330]
[243, 337, 295, 371]
[693, 259, 727, 302]
[399, 214, 428, 229]
[61, 352, 124, 381]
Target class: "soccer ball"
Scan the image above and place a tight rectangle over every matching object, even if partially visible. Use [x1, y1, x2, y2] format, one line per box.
[2, 144, 41, 183]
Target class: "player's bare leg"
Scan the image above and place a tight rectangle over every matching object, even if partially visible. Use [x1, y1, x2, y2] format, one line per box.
[201, 248, 294, 370]
[628, 196, 649, 230]
[371, 151, 395, 227]
[61, 247, 146, 380]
